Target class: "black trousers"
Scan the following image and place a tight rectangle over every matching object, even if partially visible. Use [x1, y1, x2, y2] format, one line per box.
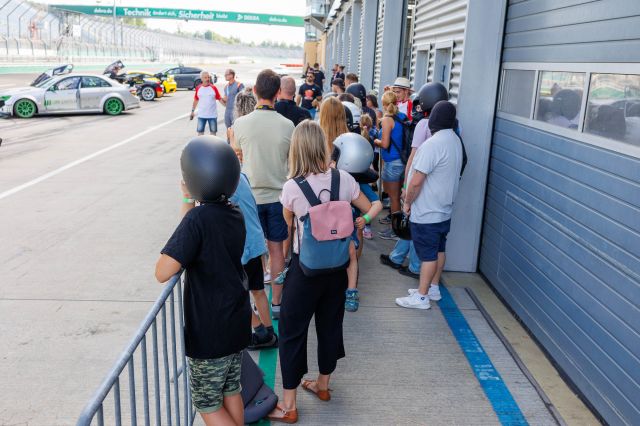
[278, 255, 348, 390]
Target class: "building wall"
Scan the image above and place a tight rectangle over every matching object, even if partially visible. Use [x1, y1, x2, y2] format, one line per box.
[409, 0, 467, 103]
[480, 1, 640, 423]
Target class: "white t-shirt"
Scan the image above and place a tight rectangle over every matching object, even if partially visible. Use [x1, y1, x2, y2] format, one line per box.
[194, 84, 221, 119]
[408, 129, 462, 224]
[280, 169, 360, 253]
[411, 118, 432, 149]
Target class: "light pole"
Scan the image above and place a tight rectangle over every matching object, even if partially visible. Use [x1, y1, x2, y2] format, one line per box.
[112, 0, 116, 45]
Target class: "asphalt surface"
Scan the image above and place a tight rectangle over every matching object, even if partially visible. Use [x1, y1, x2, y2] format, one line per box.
[0, 60, 285, 425]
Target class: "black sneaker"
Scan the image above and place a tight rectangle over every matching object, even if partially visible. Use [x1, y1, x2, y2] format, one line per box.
[379, 214, 391, 224]
[398, 266, 420, 279]
[247, 332, 278, 350]
[380, 254, 402, 270]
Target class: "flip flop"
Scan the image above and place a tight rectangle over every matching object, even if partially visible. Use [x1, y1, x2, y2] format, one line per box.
[301, 379, 331, 401]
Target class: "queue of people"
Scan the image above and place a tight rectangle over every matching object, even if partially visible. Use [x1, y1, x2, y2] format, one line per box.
[155, 66, 465, 425]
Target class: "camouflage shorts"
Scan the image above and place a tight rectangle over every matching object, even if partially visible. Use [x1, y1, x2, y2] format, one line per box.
[187, 351, 243, 413]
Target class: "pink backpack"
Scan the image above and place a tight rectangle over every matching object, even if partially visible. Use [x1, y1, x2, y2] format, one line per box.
[293, 169, 354, 276]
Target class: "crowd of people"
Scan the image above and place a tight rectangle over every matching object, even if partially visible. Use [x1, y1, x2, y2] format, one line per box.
[154, 65, 465, 425]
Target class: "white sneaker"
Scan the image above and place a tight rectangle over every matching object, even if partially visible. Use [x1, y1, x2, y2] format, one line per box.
[263, 272, 271, 284]
[428, 285, 442, 301]
[395, 292, 431, 310]
[408, 285, 442, 301]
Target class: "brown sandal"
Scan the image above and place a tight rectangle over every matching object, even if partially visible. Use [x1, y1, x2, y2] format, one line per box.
[301, 379, 331, 401]
[267, 404, 298, 424]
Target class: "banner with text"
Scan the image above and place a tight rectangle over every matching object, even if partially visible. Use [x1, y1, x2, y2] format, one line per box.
[51, 5, 305, 27]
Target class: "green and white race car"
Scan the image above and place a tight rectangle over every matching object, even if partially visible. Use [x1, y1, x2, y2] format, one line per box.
[0, 65, 140, 118]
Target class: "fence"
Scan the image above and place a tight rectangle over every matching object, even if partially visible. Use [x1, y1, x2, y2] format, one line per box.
[76, 272, 195, 426]
[0, 0, 302, 63]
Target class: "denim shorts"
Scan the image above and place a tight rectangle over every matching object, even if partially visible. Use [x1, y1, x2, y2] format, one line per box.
[197, 117, 218, 134]
[410, 219, 451, 262]
[257, 201, 288, 242]
[381, 158, 404, 182]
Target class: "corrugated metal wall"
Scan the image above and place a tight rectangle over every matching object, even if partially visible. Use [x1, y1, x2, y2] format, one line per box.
[409, 0, 467, 103]
[357, 0, 366, 76]
[372, 0, 385, 91]
[480, 1, 640, 423]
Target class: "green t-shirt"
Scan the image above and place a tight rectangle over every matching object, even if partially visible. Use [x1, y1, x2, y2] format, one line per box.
[233, 109, 294, 204]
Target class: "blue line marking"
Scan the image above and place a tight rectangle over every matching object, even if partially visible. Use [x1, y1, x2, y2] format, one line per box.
[439, 286, 529, 426]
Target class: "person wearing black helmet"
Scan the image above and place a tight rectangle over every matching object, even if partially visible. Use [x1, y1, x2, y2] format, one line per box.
[347, 82, 377, 125]
[156, 136, 250, 425]
[380, 83, 449, 279]
[395, 101, 463, 310]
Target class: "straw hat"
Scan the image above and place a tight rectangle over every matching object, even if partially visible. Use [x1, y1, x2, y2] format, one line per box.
[391, 77, 413, 91]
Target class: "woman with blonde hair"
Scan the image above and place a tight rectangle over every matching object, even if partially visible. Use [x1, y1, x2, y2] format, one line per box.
[373, 91, 407, 239]
[228, 89, 257, 159]
[268, 120, 374, 424]
[318, 96, 349, 153]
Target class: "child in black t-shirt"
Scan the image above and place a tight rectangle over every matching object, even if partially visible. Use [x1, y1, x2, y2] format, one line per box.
[155, 137, 250, 426]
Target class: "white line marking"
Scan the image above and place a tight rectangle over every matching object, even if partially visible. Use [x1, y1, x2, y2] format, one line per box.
[0, 113, 189, 201]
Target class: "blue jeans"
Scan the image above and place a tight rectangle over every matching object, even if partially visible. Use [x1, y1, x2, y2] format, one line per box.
[305, 107, 317, 119]
[389, 239, 421, 274]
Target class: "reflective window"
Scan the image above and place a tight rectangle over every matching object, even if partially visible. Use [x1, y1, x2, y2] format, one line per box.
[585, 73, 640, 145]
[81, 76, 111, 88]
[535, 71, 585, 129]
[55, 77, 81, 91]
[499, 69, 535, 118]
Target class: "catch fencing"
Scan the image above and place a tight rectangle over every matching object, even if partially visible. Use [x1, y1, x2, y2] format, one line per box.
[76, 272, 195, 426]
[0, 0, 302, 63]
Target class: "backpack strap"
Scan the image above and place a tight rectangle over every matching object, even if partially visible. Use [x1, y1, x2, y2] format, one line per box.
[330, 168, 341, 201]
[294, 176, 322, 207]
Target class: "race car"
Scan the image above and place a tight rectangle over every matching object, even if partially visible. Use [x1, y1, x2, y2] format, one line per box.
[0, 65, 140, 118]
[102, 60, 163, 102]
[125, 70, 177, 94]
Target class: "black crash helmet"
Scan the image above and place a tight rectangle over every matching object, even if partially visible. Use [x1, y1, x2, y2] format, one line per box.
[418, 82, 449, 114]
[346, 83, 367, 106]
[180, 136, 240, 203]
[391, 212, 412, 240]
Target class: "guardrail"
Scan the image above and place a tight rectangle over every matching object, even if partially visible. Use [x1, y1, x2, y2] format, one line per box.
[76, 272, 195, 426]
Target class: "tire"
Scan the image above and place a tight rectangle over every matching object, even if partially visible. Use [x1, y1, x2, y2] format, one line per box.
[192, 79, 201, 90]
[140, 86, 156, 101]
[14, 98, 37, 118]
[103, 98, 124, 116]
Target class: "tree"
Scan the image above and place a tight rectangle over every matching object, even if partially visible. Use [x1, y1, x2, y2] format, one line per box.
[204, 30, 213, 40]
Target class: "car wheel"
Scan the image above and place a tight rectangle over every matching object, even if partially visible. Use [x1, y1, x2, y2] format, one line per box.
[14, 98, 37, 118]
[104, 98, 124, 116]
[141, 86, 156, 101]
[192, 79, 201, 90]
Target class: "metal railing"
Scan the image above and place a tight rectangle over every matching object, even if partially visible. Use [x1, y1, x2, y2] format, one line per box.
[77, 272, 195, 426]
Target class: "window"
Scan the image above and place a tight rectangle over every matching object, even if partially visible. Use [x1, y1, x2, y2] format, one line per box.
[413, 47, 429, 90]
[584, 73, 640, 146]
[54, 77, 81, 91]
[433, 44, 452, 90]
[498, 69, 536, 118]
[535, 71, 585, 129]
[81, 76, 111, 88]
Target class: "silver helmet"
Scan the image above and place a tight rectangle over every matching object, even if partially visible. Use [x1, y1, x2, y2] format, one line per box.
[333, 132, 373, 174]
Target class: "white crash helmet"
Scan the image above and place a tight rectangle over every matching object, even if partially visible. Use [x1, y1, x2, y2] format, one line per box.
[332, 132, 373, 174]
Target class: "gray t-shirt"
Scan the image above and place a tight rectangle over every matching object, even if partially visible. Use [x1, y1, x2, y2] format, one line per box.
[408, 128, 462, 224]
[224, 81, 245, 125]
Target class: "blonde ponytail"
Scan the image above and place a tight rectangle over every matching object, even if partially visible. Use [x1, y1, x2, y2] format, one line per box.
[382, 91, 399, 116]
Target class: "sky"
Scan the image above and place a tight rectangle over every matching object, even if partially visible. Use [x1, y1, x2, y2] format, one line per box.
[37, 0, 306, 44]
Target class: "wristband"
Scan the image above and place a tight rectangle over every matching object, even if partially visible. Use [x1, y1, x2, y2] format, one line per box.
[183, 197, 194, 204]
[402, 184, 407, 189]
[363, 213, 371, 224]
